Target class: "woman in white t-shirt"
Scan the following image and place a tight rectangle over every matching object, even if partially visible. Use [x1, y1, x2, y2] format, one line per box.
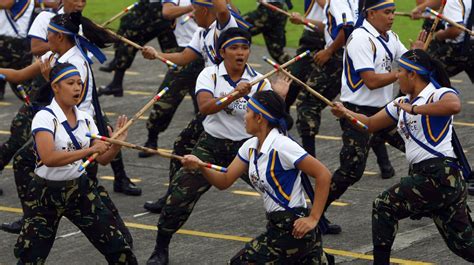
[14, 63, 137, 264]
[330, 49, 474, 263]
[182, 90, 332, 264]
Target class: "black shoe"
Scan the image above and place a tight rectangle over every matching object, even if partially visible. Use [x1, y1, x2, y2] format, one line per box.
[138, 140, 157, 158]
[144, 197, 166, 213]
[114, 177, 142, 196]
[324, 223, 342, 235]
[99, 60, 117, 73]
[146, 248, 169, 265]
[1, 218, 23, 234]
[380, 165, 395, 179]
[468, 181, 474, 196]
[98, 84, 123, 97]
[0, 188, 3, 196]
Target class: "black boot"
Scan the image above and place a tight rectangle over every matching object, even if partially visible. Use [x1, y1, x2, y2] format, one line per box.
[373, 246, 391, 265]
[324, 223, 342, 235]
[114, 176, 142, 196]
[0, 79, 5, 100]
[144, 196, 166, 213]
[1, 217, 23, 234]
[99, 59, 117, 73]
[371, 137, 395, 179]
[301, 135, 316, 157]
[98, 69, 125, 97]
[147, 233, 171, 265]
[138, 137, 158, 158]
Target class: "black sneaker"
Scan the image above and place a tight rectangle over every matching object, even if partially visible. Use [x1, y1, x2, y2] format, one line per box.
[1, 218, 23, 234]
[323, 223, 342, 235]
[146, 247, 169, 265]
[98, 84, 123, 97]
[138, 140, 157, 158]
[144, 197, 166, 213]
[114, 177, 142, 196]
[380, 165, 395, 179]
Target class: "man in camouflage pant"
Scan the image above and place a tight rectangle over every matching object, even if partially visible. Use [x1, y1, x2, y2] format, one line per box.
[242, 1, 292, 65]
[428, 40, 474, 83]
[0, 37, 32, 100]
[14, 175, 137, 264]
[230, 209, 334, 264]
[98, 0, 179, 96]
[373, 158, 474, 263]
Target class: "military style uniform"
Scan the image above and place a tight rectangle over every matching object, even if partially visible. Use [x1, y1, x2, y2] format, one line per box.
[285, 0, 326, 111]
[14, 99, 137, 264]
[111, 0, 179, 72]
[373, 83, 474, 262]
[296, 0, 356, 156]
[143, 0, 204, 152]
[0, 0, 34, 98]
[428, 0, 474, 82]
[243, 0, 291, 64]
[230, 128, 332, 264]
[158, 63, 271, 238]
[325, 19, 407, 207]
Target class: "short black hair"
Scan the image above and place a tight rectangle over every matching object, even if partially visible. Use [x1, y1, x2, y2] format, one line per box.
[251, 90, 293, 131]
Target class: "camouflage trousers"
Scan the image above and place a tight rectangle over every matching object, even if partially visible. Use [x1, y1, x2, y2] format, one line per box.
[325, 102, 405, 207]
[230, 209, 332, 264]
[0, 36, 32, 93]
[113, 0, 178, 70]
[158, 132, 248, 236]
[0, 104, 33, 171]
[285, 29, 325, 110]
[428, 40, 474, 83]
[372, 157, 474, 262]
[296, 50, 343, 139]
[145, 57, 204, 140]
[243, 3, 291, 64]
[14, 174, 137, 264]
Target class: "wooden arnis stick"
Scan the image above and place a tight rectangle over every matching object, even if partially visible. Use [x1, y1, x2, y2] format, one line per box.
[394, 11, 431, 19]
[258, 0, 318, 30]
[262, 57, 368, 131]
[101, 2, 139, 27]
[86, 133, 228, 172]
[79, 87, 170, 171]
[96, 24, 178, 69]
[216, 50, 310, 106]
[426, 7, 474, 36]
[423, 0, 447, 50]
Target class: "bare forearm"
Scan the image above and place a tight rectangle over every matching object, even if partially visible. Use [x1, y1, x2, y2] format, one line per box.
[95, 145, 121, 165]
[435, 27, 463, 41]
[214, 0, 230, 25]
[362, 72, 398, 90]
[31, 39, 50, 56]
[42, 149, 93, 167]
[308, 173, 330, 222]
[163, 4, 193, 20]
[414, 100, 461, 116]
[199, 168, 232, 190]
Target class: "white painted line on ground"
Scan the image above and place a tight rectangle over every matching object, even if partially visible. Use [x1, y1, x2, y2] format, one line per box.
[0, 102, 12, 106]
[55, 230, 82, 240]
[133, 212, 150, 218]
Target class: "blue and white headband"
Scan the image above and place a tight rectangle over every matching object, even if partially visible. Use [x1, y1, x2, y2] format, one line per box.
[51, 65, 81, 84]
[247, 97, 287, 133]
[48, 22, 107, 65]
[398, 57, 442, 89]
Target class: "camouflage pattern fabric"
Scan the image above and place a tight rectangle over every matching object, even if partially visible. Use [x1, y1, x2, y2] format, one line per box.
[242, 2, 291, 65]
[325, 102, 405, 207]
[0, 104, 34, 172]
[373, 157, 474, 262]
[285, 29, 326, 110]
[158, 132, 247, 236]
[230, 208, 333, 264]
[428, 40, 474, 83]
[14, 175, 137, 264]
[146, 57, 204, 139]
[113, 0, 179, 70]
[296, 50, 343, 139]
[0, 36, 32, 94]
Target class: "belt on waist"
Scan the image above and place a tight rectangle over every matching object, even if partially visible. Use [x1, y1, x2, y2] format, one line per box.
[266, 207, 308, 221]
[409, 157, 457, 172]
[33, 174, 82, 188]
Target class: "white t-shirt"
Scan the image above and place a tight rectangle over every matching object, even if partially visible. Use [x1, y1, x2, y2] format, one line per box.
[32, 98, 99, 181]
[304, 0, 325, 31]
[443, 0, 473, 43]
[27, 7, 64, 42]
[385, 83, 457, 164]
[0, 0, 35, 38]
[162, 0, 199, 47]
[187, 15, 238, 67]
[238, 128, 308, 213]
[41, 46, 95, 116]
[340, 19, 407, 107]
[323, 0, 356, 48]
[196, 62, 272, 141]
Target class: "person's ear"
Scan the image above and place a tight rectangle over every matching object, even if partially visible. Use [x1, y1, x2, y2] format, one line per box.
[51, 83, 60, 94]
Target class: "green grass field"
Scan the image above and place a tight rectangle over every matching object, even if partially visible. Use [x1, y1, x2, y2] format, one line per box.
[84, 0, 423, 47]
